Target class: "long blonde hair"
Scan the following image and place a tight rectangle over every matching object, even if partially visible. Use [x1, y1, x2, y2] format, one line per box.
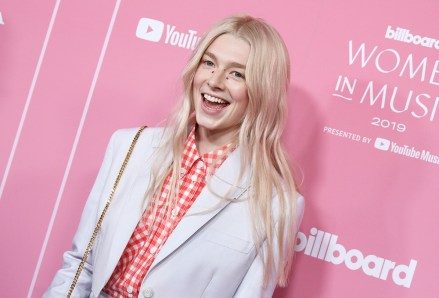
[145, 15, 298, 287]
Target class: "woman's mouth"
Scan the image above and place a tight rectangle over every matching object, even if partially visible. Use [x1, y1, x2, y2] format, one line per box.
[202, 94, 230, 111]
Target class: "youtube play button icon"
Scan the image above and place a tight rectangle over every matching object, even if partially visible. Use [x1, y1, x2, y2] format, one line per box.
[136, 18, 164, 42]
[374, 137, 391, 151]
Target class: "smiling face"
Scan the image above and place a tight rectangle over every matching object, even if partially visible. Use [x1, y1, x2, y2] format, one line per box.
[192, 33, 250, 150]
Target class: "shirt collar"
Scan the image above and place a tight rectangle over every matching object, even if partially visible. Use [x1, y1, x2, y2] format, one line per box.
[180, 127, 235, 176]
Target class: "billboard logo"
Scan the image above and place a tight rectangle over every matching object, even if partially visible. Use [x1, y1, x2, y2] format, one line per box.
[296, 228, 417, 288]
[385, 25, 439, 50]
[374, 137, 390, 151]
[136, 18, 164, 42]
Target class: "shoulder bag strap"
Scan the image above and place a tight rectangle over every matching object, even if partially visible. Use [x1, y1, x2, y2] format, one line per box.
[67, 126, 147, 297]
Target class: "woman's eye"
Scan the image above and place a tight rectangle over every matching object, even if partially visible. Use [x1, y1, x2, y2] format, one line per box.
[202, 60, 214, 67]
[232, 71, 244, 79]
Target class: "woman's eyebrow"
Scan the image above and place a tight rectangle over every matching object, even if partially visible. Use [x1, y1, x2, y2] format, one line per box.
[204, 51, 246, 69]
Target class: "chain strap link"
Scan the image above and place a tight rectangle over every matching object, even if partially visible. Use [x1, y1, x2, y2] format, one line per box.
[67, 126, 146, 297]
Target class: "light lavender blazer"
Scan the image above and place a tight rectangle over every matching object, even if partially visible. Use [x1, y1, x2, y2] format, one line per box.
[44, 127, 304, 298]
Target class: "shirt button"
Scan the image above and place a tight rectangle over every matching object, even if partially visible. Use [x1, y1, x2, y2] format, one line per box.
[126, 286, 133, 294]
[171, 208, 178, 217]
[196, 161, 204, 169]
[191, 174, 197, 182]
[142, 287, 154, 298]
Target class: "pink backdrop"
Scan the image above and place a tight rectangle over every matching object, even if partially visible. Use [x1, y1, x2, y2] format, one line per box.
[1, 0, 438, 297]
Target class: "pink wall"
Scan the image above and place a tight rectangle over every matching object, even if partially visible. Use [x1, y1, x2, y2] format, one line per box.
[1, 0, 438, 297]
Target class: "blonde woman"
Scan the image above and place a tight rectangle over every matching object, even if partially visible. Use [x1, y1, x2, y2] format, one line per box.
[45, 15, 304, 298]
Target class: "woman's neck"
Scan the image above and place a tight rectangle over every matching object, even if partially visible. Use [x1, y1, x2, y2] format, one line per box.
[195, 125, 239, 155]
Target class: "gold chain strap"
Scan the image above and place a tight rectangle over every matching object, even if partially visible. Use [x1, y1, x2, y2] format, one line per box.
[67, 126, 147, 298]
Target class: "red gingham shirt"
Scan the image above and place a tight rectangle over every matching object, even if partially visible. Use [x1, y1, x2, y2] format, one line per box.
[103, 128, 233, 297]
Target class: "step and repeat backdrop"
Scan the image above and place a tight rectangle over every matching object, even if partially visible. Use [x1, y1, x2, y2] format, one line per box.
[1, 0, 438, 297]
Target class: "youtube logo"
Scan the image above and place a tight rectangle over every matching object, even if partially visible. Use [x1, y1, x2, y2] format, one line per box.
[136, 18, 164, 42]
[135, 17, 202, 50]
[374, 137, 391, 151]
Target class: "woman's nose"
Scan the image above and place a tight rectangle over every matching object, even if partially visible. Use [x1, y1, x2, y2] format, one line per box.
[207, 70, 226, 89]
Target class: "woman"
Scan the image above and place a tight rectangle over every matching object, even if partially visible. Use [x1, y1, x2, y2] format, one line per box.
[45, 15, 304, 297]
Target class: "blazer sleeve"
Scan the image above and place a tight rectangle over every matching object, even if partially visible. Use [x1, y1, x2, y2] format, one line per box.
[233, 195, 305, 298]
[43, 131, 117, 298]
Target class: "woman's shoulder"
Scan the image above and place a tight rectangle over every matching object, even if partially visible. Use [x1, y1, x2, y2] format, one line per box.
[105, 126, 166, 158]
[112, 126, 164, 140]
[271, 188, 305, 225]
[110, 126, 165, 146]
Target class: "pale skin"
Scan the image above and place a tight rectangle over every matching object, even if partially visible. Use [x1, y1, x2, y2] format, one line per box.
[192, 34, 250, 154]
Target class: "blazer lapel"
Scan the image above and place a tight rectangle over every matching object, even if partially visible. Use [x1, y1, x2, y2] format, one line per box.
[94, 139, 249, 291]
[149, 148, 250, 271]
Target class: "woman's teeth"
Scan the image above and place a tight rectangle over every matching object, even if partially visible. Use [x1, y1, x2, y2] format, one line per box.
[203, 94, 228, 104]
